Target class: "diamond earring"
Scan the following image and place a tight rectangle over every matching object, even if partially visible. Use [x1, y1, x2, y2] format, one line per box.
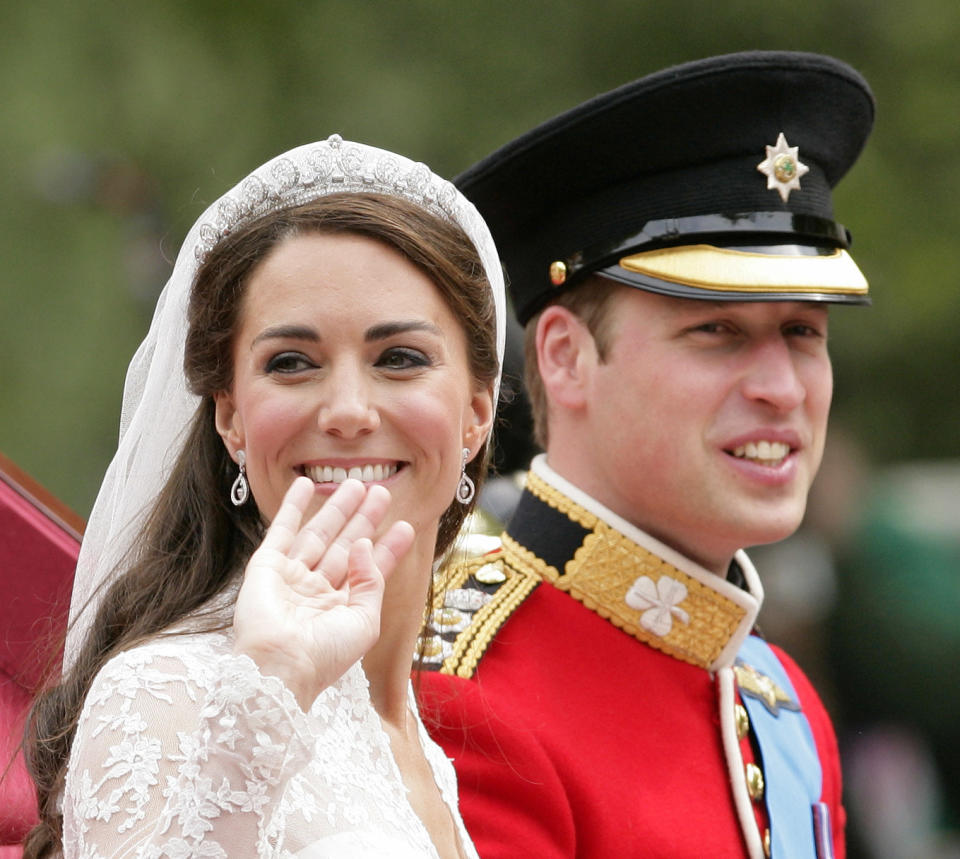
[456, 447, 475, 506]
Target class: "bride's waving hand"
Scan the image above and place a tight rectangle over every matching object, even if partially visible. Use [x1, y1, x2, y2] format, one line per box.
[234, 476, 414, 710]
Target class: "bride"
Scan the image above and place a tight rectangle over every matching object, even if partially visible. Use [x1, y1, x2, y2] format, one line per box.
[24, 136, 504, 858]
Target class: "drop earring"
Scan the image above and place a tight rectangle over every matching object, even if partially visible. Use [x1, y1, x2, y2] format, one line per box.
[231, 450, 249, 506]
[456, 447, 475, 506]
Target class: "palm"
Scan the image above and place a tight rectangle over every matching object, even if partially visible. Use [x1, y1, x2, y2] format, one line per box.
[233, 477, 414, 709]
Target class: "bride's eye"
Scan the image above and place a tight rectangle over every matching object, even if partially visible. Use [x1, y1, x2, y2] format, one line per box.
[265, 351, 313, 374]
[378, 348, 430, 370]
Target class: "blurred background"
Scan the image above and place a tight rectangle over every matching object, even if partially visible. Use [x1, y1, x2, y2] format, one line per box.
[1, 1, 957, 855]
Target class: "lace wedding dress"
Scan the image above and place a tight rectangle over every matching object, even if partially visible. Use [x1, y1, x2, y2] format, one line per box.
[62, 630, 478, 859]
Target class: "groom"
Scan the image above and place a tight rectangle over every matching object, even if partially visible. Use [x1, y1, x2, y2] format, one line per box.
[420, 51, 875, 859]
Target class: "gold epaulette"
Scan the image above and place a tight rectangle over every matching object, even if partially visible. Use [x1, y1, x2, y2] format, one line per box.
[418, 548, 540, 679]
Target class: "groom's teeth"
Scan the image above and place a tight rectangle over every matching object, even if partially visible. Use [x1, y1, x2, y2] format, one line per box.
[731, 441, 790, 464]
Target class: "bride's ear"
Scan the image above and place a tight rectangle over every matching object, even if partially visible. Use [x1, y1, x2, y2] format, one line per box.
[463, 383, 495, 457]
[214, 391, 245, 458]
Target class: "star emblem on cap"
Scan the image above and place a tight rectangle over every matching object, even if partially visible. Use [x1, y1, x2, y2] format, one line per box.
[757, 132, 809, 202]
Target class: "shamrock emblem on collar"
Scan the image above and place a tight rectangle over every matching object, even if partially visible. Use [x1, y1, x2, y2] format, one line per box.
[625, 575, 691, 636]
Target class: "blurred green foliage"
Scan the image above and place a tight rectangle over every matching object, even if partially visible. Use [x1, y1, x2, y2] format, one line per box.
[1, 0, 958, 516]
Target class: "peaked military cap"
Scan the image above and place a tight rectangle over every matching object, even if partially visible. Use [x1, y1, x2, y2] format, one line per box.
[456, 51, 875, 324]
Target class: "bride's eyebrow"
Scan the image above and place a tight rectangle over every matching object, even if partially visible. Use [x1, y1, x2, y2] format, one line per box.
[251, 324, 319, 346]
[365, 320, 442, 341]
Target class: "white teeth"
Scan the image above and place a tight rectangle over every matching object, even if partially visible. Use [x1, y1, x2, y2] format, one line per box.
[731, 441, 790, 464]
[304, 463, 398, 484]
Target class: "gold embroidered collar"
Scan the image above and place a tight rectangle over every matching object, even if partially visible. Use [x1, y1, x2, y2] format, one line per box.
[502, 456, 762, 672]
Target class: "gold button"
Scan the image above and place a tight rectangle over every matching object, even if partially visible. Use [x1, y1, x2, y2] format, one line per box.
[549, 260, 568, 285]
[746, 762, 765, 801]
[735, 704, 750, 739]
[763, 828, 771, 857]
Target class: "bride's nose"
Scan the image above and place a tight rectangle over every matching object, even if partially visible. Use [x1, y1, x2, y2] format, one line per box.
[316, 368, 380, 438]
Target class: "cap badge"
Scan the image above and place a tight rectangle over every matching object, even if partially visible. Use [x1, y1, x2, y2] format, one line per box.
[757, 132, 810, 202]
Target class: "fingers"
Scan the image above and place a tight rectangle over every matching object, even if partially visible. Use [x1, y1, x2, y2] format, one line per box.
[289, 482, 393, 584]
[287, 479, 366, 568]
[316, 486, 390, 585]
[334, 484, 393, 551]
[259, 476, 315, 553]
[342, 522, 414, 629]
[343, 537, 382, 611]
[263, 478, 413, 594]
[372, 520, 415, 581]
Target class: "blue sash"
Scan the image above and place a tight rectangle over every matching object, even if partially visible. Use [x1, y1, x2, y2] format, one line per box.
[737, 637, 832, 859]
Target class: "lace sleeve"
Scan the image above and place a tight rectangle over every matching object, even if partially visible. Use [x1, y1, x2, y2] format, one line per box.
[62, 635, 313, 859]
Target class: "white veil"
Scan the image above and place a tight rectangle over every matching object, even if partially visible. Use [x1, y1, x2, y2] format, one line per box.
[65, 135, 506, 670]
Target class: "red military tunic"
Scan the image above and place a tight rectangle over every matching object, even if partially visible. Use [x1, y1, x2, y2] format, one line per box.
[418, 458, 844, 858]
